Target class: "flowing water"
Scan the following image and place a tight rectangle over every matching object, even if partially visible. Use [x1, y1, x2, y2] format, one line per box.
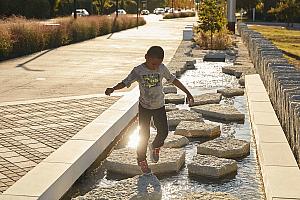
[66, 61, 265, 200]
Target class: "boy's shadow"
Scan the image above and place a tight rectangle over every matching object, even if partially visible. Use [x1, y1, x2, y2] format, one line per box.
[130, 173, 162, 200]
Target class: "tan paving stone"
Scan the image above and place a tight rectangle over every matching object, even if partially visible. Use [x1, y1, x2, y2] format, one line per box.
[0, 173, 7, 179]
[14, 161, 36, 169]
[0, 152, 20, 158]
[5, 156, 29, 163]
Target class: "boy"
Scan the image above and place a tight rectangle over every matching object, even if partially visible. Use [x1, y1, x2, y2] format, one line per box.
[105, 46, 194, 174]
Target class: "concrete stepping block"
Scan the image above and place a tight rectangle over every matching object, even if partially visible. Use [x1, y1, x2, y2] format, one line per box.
[105, 147, 185, 176]
[72, 175, 162, 200]
[165, 93, 185, 104]
[165, 103, 178, 112]
[186, 60, 196, 70]
[222, 66, 254, 78]
[163, 86, 177, 94]
[167, 109, 204, 127]
[197, 138, 250, 158]
[174, 121, 221, 138]
[217, 88, 244, 98]
[192, 93, 222, 106]
[188, 154, 237, 179]
[191, 104, 244, 122]
[238, 76, 245, 86]
[180, 192, 239, 200]
[149, 134, 189, 148]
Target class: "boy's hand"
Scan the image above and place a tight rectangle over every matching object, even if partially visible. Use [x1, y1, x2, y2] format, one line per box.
[105, 88, 114, 96]
[186, 94, 194, 107]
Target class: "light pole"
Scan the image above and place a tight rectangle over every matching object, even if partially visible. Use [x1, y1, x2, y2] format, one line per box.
[136, 0, 140, 29]
[172, 0, 174, 13]
[227, 0, 236, 33]
[73, 0, 77, 19]
[116, 0, 119, 17]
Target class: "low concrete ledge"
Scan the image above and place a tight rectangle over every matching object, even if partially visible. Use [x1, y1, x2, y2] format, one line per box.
[245, 74, 300, 200]
[0, 87, 139, 200]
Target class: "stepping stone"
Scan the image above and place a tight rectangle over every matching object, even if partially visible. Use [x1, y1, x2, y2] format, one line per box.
[191, 104, 244, 122]
[165, 103, 178, 112]
[222, 66, 254, 78]
[188, 154, 237, 179]
[105, 147, 185, 176]
[72, 175, 162, 200]
[163, 86, 177, 94]
[238, 76, 245, 86]
[180, 192, 239, 200]
[167, 109, 204, 127]
[174, 121, 220, 138]
[192, 93, 222, 106]
[165, 94, 185, 104]
[149, 134, 189, 148]
[197, 138, 250, 158]
[217, 88, 244, 98]
[186, 60, 196, 70]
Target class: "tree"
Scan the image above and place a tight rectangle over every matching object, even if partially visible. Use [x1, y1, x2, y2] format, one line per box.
[268, 0, 300, 25]
[93, 0, 113, 14]
[198, 0, 226, 49]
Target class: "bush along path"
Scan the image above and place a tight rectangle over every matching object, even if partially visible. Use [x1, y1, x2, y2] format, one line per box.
[0, 15, 146, 61]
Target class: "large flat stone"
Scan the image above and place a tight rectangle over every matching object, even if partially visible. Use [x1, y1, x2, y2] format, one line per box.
[191, 93, 222, 106]
[165, 94, 185, 104]
[222, 66, 255, 78]
[105, 147, 185, 176]
[174, 121, 220, 138]
[181, 192, 239, 200]
[72, 175, 162, 200]
[149, 134, 189, 148]
[197, 138, 250, 158]
[165, 103, 179, 112]
[191, 104, 245, 122]
[167, 109, 204, 127]
[187, 154, 237, 179]
[163, 86, 177, 94]
[217, 88, 244, 98]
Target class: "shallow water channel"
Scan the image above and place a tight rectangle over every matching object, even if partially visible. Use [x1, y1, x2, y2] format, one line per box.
[67, 61, 265, 200]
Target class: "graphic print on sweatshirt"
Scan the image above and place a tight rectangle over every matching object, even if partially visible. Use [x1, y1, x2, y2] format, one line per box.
[141, 74, 160, 88]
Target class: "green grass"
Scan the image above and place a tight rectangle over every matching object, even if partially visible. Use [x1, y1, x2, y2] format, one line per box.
[249, 25, 300, 69]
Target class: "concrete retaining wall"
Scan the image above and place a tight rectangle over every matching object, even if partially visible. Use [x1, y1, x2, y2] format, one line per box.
[237, 22, 300, 166]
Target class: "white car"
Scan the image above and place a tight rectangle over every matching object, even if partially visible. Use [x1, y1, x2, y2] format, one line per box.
[72, 9, 89, 17]
[154, 8, 165, 15]
[141, 10, 150, 15]
[117, 9, 127, 15]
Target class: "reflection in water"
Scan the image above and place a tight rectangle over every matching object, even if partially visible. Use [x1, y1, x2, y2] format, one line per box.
[127, 126, 140, 149]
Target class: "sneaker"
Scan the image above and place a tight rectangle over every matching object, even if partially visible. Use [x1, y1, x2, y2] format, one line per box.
[149, 144, 160, 163]
[138, 160, 152, 174]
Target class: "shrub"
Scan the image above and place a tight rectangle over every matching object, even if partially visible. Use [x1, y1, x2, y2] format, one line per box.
[194, 28, 232, 50]
[10, 22, 46, 57]
[0, 15, 146, 60]
[0, 25, 12, 60]
[163, 12, 195, 19]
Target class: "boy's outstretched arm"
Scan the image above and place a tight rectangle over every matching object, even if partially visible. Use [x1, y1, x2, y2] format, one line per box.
[105, 82, 126, 96]
[172, 78, 194, 106]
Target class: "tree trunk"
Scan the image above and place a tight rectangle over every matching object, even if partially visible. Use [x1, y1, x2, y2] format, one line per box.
[210, 30, 213, 49]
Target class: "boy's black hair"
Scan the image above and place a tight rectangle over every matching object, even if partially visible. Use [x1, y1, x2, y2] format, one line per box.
[146, 46, 164, 59]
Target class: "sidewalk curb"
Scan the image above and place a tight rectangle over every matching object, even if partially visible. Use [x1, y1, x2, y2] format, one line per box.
[245, 74, 300, 200]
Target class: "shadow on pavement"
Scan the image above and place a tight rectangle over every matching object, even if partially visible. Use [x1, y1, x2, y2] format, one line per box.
[16, 49, 55, 71]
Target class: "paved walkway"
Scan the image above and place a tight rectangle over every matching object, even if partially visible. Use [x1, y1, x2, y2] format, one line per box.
[0, 15, 196, 194]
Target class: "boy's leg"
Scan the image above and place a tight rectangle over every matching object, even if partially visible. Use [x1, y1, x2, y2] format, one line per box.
[152, 106, 168, 148]
[137, 104, 152, 162]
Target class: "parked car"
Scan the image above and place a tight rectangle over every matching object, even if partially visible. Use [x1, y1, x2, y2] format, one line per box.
[141, 9, 150, 15]
[116, 9, 127, 15]
[71, 9, 89, 17]
[154, 8, 165, 15]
